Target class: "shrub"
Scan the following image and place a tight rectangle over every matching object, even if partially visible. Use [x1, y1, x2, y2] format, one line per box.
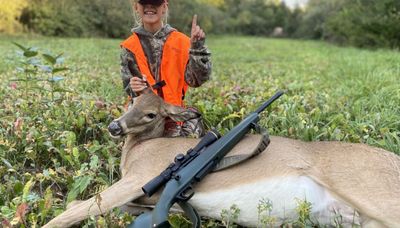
[0, 43, 126, 227]
[324, 0, 400, 48]
[0, 0, 28, 34]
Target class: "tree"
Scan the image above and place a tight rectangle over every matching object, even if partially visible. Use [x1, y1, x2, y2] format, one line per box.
[19, 0, 89, 37]
[0, 0, 27, 34]
[325, 0, 400, 48]
[19, 0, 133, 38]
[219, 0, 293, 36]
[294, 0, 345, 39]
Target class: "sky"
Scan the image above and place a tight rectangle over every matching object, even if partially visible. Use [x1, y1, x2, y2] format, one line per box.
[282, 0, 309, 9]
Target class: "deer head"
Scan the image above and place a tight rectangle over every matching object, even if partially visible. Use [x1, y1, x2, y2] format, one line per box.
[108, 91, 199, 141]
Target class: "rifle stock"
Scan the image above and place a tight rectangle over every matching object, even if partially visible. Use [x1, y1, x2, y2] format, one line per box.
[129, 90, 284, 228]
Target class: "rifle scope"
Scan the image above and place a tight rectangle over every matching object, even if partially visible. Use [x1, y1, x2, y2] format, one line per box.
[142, 129, 221, 197]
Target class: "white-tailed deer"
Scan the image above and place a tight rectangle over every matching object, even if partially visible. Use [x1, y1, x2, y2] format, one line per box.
[44, 90, 400, 228]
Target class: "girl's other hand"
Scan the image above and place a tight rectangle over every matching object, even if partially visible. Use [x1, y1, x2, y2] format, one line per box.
[190, 14, 205, 45]
[130, 75, 148, 93]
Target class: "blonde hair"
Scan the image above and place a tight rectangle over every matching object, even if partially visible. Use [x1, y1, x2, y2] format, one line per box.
[130, 0, 169, 27]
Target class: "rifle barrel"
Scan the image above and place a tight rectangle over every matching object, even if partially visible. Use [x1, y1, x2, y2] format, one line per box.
[254, 91, 284, 114]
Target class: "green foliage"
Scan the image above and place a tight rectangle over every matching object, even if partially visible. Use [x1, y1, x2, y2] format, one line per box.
[294, 198, 315, 227]
[220, 204, 241, 227]
[216, 0, 293, 36]
[257, 198, 276, 227]
[12, 42, 69, 101]
[168, 213, 192, 228]
[189, 36, 400, 152]
[19, 0, 87, 37]
[0, 38, 125, 227]
[299, 0, 400, 48]
[79, 0, 134, 38]
[294, 0, 345, 39]
[324, 0, 400, 48]
[0, 0, 27, 34]
[0, 35, 399, 226]
[19, 0, 133, 38]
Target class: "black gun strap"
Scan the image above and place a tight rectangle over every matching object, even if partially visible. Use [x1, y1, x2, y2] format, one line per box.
[213, 124, 270, 172]
[178, 201, 201, 228]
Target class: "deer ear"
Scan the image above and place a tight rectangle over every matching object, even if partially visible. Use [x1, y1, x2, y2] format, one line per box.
[162, 103, 200, 122]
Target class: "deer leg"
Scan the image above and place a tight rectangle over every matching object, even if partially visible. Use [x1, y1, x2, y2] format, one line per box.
[43, 177, 144, 228]
[65, 200, 84, 209]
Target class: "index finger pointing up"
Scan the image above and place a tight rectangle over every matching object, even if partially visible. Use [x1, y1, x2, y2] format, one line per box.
[191, 14, 197, 31]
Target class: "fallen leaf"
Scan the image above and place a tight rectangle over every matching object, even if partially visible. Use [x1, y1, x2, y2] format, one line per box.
[14, 203, 29, 225]
[2, 219, 12, 228]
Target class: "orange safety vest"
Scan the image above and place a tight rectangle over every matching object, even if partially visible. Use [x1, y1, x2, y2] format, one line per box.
[121, 31, 191, 107]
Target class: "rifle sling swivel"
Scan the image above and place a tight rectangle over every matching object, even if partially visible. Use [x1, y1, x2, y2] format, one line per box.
[213, 123, 270, 171]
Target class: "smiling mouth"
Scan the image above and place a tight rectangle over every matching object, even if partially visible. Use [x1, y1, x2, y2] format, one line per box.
[143, 6, 158, 15]
[144, 11, 157, 15]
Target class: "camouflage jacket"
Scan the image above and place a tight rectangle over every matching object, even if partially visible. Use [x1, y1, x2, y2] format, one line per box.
[120, 24, 212, 97]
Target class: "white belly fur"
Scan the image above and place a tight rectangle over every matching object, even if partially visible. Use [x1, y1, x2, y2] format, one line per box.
[190, 176, 359, 226]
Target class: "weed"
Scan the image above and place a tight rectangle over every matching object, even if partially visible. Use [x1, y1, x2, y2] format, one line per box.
[257, 198, 276, 228]
[12, 42, 69, 102]
[294, 198, 317, 227]
[220, 204, 241, 228]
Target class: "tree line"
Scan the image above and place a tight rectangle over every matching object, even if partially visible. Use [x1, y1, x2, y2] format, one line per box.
[1, 0, 399, 49]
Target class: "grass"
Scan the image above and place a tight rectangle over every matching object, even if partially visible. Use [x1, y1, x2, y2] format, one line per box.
[197, 36, 400, 152]
[0, 34, 399, 227]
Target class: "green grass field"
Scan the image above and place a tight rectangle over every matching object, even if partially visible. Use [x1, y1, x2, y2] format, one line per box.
[0, 35, 399, 227]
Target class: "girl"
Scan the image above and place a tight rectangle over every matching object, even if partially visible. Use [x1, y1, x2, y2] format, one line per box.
[120, 0, 212, 137]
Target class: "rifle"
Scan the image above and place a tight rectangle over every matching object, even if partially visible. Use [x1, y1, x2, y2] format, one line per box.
[129, 91, 284, 228]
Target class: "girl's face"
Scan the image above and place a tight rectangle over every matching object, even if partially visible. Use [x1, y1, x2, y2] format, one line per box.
[135, 2, 167, 27]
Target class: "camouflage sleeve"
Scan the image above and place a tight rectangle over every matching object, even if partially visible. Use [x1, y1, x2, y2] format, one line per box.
[185, 39, 212, 88]
[120, 47, 137, 97]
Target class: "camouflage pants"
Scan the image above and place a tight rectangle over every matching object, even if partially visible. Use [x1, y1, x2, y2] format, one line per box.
[164, 108, 206, 138]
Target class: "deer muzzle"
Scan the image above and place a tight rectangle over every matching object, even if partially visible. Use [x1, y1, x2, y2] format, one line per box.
[108, 121, 123, 136]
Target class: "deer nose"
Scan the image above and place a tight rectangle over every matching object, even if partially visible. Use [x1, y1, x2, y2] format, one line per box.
[108, 121, 122, 136]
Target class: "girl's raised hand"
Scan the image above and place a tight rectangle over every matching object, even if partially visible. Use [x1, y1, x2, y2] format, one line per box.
[190, 14, 205, 44]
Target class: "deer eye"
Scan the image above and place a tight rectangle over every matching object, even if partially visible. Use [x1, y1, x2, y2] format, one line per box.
[146, 113, 157, 119]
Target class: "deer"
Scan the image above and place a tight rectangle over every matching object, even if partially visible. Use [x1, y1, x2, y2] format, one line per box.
[43, 88, 400, 228]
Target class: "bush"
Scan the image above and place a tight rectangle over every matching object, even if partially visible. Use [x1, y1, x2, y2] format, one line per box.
[0, 42, 127, 227]
[19, 0, 133, 38]
[296, 0, 400, 49]
[0, 0, 28, 34]
[324, 0, 400, 48]
[294, 0, 345, 39]
[218, 0, 293, 36]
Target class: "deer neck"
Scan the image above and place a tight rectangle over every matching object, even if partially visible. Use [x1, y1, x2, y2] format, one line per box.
[123, 134, 140, 152]
[119, 129, 166, 176]
[120, 134, 140, 175]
